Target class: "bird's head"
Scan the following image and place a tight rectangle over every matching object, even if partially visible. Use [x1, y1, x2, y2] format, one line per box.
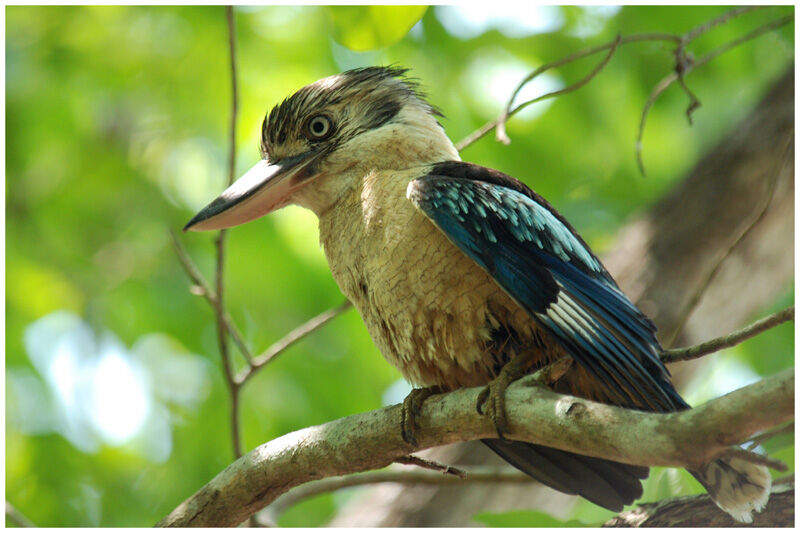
[185, 66, 458, 231]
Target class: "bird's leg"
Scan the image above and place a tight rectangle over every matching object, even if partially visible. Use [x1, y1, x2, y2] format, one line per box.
[476, 349, 539, 440]
[401, 385, 443, 446]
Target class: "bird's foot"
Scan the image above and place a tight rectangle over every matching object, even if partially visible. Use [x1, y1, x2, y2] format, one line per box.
[476, 352, 535, 440]
[401, 385, 442, 446]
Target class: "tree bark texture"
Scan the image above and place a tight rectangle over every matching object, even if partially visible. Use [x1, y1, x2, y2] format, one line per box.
[328, 68, 794, 527]
[604, 481, 794, 527]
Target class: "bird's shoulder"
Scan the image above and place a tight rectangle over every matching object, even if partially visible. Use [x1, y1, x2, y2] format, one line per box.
[406, 161, 613, 285]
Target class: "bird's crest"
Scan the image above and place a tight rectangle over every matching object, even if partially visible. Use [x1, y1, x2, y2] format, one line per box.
[260, 66, 441, 159]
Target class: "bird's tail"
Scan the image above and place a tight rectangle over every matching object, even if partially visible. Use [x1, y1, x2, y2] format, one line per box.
[482, 439, 649, 512]
[689, 456, 771, 523]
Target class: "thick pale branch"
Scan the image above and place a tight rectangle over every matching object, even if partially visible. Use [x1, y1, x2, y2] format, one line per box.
[157, 369, 793, 527]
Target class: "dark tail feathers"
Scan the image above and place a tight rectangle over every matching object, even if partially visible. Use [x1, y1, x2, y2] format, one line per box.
[482, 439, 648, 512]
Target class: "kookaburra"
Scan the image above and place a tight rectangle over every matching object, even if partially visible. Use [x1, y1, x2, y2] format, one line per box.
[185, 66, 770, 522]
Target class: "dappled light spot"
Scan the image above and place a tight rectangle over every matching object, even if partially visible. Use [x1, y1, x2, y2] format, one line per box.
[435, 5, 564, 39]
[681, 353, 761, 406]
[382, 378, 413, 407]
[9, 311, 210, 462]
[158, 137, 226, 212]
[569, 6, 621, 39]
[272, 205, 329, 268]
[88, 345, 152, 445]
[460, 50, 563, 119]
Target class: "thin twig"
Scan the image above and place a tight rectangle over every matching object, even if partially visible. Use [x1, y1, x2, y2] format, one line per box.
[661, 306, 794, 364]
[459, 8, 774, 153]
[720, 446, 788, 472]
[5, 502, 35, 528]
[456, 32, 682, 152]
[746, 422, 794, 450]
[169, 230, 252, 360]
[235, 300, 352, 385]
[170, 233, 351, 385]
[682, 6, 763, 43]
[260, 467, 533, 523]
[495, 35, 621, 144]
[689, 15, 792, 70]
[673, 48, 701, 125]
[665, 134, 792, 346]
[636, 14, 792, 175]
[395, 455, 465, 478]
[217, 4, 242, 459]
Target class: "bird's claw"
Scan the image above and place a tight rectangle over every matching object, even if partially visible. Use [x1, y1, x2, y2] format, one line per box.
[476, 373, 514, 440]
[401, 386, 441, 446]
[476, 351, 535, 440]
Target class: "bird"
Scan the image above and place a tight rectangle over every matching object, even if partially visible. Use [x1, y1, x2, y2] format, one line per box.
[185, 66, 770, 522]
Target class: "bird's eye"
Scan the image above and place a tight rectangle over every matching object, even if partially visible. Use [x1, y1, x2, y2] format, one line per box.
[305, 115, 334, 140]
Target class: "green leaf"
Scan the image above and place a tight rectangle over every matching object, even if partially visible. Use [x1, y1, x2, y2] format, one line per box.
[326, 6, 427, 51]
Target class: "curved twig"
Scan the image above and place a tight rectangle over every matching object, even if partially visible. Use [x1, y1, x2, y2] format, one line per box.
[495, 34, 621, 144]
[459, 7, 782, 153]
[456, 32, 682, 152]
[636, 14, 792, 175]
[234, 300, 352, 385]
[259, 467, 533, 524]
[661, 306, 794, 364]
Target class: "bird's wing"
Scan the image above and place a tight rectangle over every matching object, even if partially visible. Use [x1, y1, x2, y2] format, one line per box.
[408, 162, 686, 412]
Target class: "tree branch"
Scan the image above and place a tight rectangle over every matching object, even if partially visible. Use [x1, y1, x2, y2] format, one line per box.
[661, 306, 794, 363]
[214, 4, 243, 460]
[636, 14, 792, 175]
[234, 300, 352, 385]
[494, 35, 621, 144]
[169, 230, 252, 361]
[604, 481, 794, 527]
[258, 467, 533, 525]
[157, 368, 793, 527]
[456, 7, 786, 153]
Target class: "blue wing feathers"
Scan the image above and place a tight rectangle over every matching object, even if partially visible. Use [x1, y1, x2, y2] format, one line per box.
[409, 167, 687, 412]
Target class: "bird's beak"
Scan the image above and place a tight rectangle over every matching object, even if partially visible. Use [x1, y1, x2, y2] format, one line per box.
[184, 151, 318, 231]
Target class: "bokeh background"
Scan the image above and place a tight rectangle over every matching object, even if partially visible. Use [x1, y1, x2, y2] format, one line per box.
[5, 5, 794, 527]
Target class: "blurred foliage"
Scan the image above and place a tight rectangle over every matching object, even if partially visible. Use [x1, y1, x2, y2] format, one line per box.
[5, 5, 794, 527]
[327, 6, 428, 51]
[474, 509, 596, 527]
